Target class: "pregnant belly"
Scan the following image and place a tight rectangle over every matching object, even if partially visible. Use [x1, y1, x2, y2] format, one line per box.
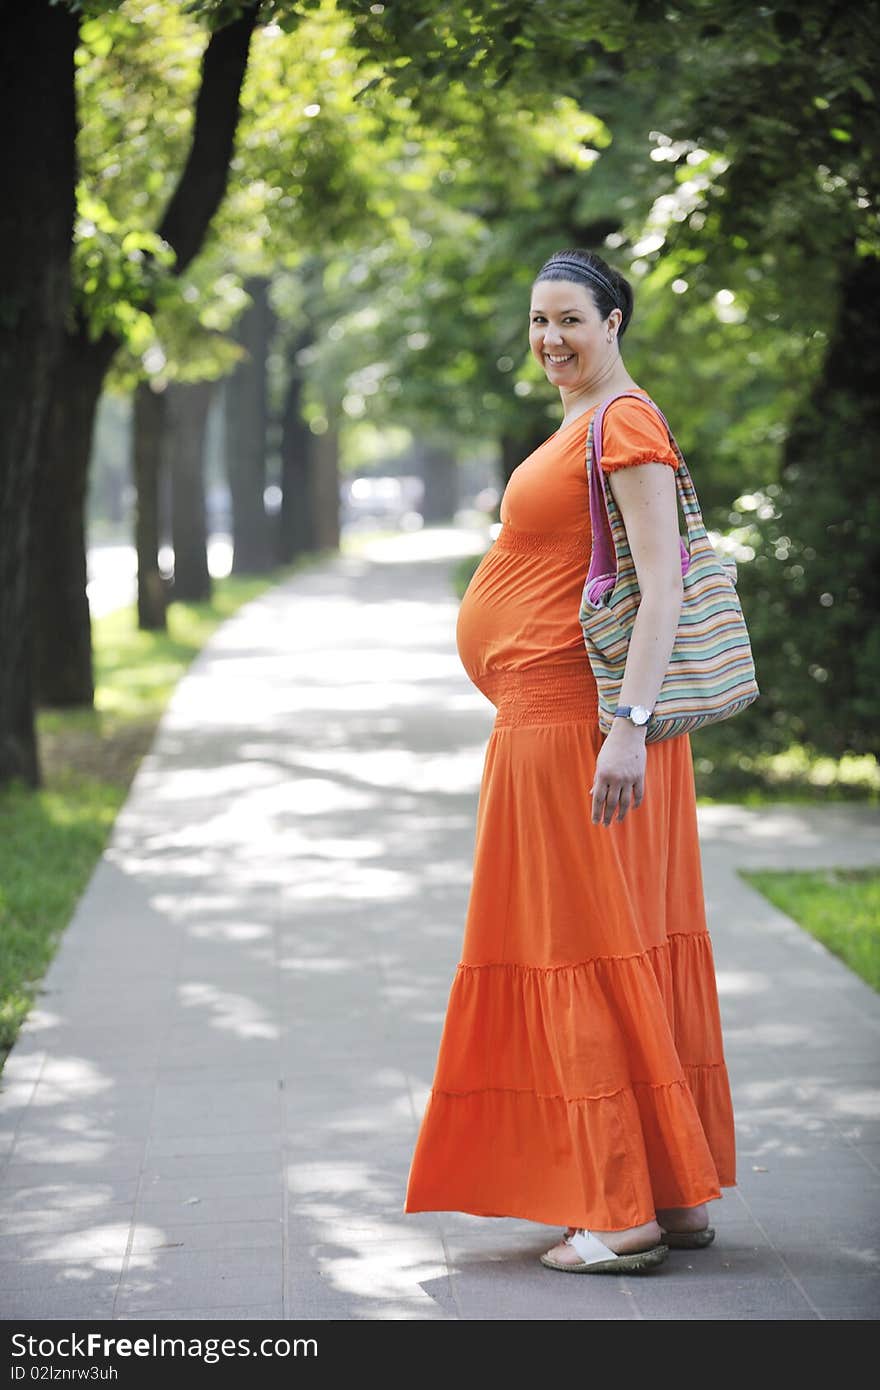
[455, 542, 587, 686]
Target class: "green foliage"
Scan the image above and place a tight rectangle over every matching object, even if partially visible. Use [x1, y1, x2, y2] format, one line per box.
[731, 254, 880, 760]
[742, 867, 880, 992]
[68, 0, 880, 767]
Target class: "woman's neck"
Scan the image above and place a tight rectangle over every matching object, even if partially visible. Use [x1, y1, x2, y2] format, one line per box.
[559, 362, 641, 421]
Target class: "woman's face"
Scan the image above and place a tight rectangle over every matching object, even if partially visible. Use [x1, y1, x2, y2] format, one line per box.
[528, 278, 620, 388]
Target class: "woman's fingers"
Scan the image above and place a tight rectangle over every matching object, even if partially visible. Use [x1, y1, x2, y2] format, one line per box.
[597, 783, 617, 822]
[590, 777, 644, 827]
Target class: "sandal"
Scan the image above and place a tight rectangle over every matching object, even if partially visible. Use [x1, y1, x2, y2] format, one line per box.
[540, 1228, 668, 1275]
[661, 1226, 715, 1249]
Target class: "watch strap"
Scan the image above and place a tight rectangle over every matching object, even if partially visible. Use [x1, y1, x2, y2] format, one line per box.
[613, 705, 653, 724]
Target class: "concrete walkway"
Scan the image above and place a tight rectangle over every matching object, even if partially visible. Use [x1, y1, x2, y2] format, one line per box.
[2, 529, 878, 1321]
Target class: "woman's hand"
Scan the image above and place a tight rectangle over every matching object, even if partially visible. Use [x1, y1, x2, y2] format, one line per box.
[590, 722, 647, 827]
[586, 455, 681, 830]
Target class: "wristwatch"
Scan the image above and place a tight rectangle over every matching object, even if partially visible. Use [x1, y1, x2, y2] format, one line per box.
[613, 704, 653, 728]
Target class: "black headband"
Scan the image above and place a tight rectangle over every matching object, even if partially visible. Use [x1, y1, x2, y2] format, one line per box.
[539, 258, 620, 309]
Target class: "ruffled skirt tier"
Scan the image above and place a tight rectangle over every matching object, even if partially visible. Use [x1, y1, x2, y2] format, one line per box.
[404, 659, 736, 1229]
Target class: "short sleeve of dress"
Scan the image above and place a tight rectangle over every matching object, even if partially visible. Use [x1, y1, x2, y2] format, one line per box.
[598, 396, 679, 473]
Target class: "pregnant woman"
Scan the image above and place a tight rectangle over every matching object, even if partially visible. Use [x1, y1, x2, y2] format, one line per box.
[403, 248, 736, 1274]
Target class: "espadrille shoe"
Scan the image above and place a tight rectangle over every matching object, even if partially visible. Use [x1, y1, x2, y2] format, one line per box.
[540, 1228, 668, 1274]
[661, 1226, 715, 1250]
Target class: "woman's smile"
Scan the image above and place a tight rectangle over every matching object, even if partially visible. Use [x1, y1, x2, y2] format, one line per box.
[529, 277, 622, 398]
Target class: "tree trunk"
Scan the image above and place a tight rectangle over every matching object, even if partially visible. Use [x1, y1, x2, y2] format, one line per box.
[31, 326, 116, 708]
[739, 251, 880, 759]
[133, 382, 168, 631]
[27, 5, 260, 711]
[311, 429, 341, 552]
[418, 442, 459, 523]
[278, 335, 317, 562]
[0, 0, 78, 785]
[167, 381, 213, 603]
[224, 277, 274, 574]
[500, 422, 549, 485]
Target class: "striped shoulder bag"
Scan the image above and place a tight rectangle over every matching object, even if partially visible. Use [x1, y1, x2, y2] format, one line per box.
[579, 391, 759, 742]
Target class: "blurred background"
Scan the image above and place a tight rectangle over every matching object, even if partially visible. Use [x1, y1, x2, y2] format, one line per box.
[1, 3, 878, 1016]
[3, 0, 878, 793]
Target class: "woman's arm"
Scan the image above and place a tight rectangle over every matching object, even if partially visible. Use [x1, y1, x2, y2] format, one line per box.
[590, 460, 683, 828]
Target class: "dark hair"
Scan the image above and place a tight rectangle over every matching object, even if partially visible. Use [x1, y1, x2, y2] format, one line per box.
[533, 249, 634, 339]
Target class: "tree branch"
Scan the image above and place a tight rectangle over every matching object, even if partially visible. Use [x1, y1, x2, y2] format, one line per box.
[156, 1, 262, 274]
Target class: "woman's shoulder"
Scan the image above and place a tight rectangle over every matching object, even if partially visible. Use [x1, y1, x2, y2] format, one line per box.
[599, 389, 679, 473]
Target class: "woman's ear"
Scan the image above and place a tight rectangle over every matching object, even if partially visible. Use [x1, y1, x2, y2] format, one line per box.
[607, 308, 623, 340]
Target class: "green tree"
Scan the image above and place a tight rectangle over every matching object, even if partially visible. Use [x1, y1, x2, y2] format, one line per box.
[0, 1, 79, 786]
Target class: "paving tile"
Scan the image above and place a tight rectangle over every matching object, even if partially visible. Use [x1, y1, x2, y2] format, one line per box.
[148, 1111, 281, 1140]
[136, 1193, 281, 1227]
[347, 1295, 458, 1320]
[140, 1150, 280, 1181]
[0, 1156, 146, 1187]
[157, 1043, 283, 1071]
[7, 1109, 154, 1142]
[130, 1218, 282, 1254]
[0, 1205, 139, 1243]
[293, 1233, 447, 1302]
[448, 1257, 641, 1320]
[24, 1080, 157, 1111]
[794, 1274, 880, 1316]
[146, 1131, 284, 1160]
[287, 1210, 439, 1245]
[153, 1062, 285, 1085]
[117, 1303, 285, 1321]
[836, 1122, 880, 1146]
[116, 1267, 279, 1317]
[0, 1051, 47, 1085]
[631, 1275, 818, 1320]
[0, 1180, 140, 1215]
[2, 546, 879, 1324]
[10, 1135, 147, 1166]
[0, 1221, 132, 1263]
[0, 1285, 119, 1319]
[763, 1240, 880, 1278]
[0, 1083, 40, 1119]
[139, 1171, 281, 1203]
[0, 1253, 125, 1290]
[286, 1267, 455, 1320]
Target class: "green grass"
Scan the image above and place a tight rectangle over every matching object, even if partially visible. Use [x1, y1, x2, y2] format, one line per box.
[741, 868, 880, 992]
[0, 560, 326, 1070]
[0, 775, 126, 1055]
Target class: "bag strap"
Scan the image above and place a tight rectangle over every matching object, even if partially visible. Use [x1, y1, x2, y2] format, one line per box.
[585, 391, 708, 601]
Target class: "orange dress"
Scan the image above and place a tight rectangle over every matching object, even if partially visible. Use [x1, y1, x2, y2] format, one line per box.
[403, 391, 736, 1230]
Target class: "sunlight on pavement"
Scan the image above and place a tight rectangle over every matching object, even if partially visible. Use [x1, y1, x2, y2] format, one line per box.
[176, 984, 280, 1039]
[346, 523, 489, 565]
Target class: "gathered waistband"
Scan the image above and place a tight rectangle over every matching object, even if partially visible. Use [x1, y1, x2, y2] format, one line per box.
[494, 524, 592, 558]
[478, 662, 599, 727]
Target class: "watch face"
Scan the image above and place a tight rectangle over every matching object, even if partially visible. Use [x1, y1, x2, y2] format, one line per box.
[631, 705, 651, 726]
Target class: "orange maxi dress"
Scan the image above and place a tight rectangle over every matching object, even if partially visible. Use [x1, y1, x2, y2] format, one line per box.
[403, 390, 737, 1231]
